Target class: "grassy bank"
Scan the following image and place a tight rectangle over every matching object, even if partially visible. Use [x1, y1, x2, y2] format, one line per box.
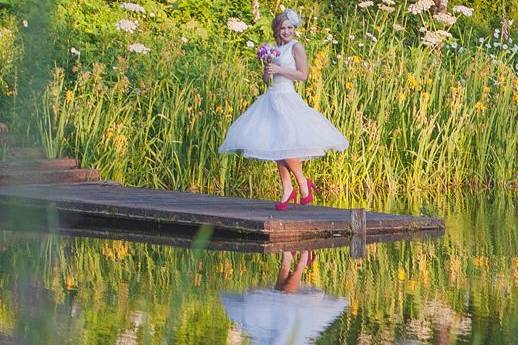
[1, 0, 517, 197]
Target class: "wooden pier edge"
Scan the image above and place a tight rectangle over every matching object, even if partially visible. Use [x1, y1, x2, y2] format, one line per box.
[0, 183, 445, 243]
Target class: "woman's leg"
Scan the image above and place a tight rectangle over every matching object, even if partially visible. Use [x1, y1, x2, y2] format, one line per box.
[274, 251, 293, 290]
[276, 160, 294, 201]
[285, 158, 309, 198]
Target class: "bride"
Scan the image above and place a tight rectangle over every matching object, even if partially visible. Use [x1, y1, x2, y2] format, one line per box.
[219, 9, 348, 210]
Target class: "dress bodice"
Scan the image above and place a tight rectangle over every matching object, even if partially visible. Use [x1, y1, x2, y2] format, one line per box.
[270, 40, 297, 92]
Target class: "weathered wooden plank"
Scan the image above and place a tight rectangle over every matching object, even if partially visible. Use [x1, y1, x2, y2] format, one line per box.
[0, 169, 100, 186]
[0, 183, 445, 241]
[0, 158, 78, 171]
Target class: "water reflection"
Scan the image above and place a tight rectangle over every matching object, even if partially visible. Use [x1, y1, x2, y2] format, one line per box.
[0, 190, 516, 344]
[221, 251, 347, 345]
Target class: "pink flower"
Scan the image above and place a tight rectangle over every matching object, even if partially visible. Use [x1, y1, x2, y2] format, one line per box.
[257, 43, 280, 63]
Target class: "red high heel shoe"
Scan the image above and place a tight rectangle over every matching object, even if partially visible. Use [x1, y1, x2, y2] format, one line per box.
[275, 189, 297, 211]
[300, 178, 318, 205]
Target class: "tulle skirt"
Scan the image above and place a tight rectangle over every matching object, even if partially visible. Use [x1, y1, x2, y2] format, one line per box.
[218, 84, 349, 161]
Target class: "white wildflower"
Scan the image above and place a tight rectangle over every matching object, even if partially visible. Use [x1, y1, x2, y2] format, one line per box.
[279, 4, 286, 11]
[366, 32, 378, 42]
[323, 33, 334, 43]
[180, 36, 188, 43]
[22, 19, 28, 28]
[436, 30, 452, 38]
[120, 2, 145, 13]
[149, 12, 156, 18]
[434, 13, 457, 26]
[379, 5, 395, 13]
[452, 5, 474, 17]
[227, 17, 248, 33]
[485, 43, 491, 49]
[70, 47, 81, 57]
[422, 30, 450, 47]
[358, 42, 364, 47]
[408, 0, 434, 15]
[128, 43, 150, 54]
[502, 44, 508, 50]
[116, 19, 138, 33]
[450, 42, 458, 49]
[252, 0, 260, 22]
[494, 42, 501, 47]
[246, 40, 255, 48]
[393, 23, 405, 32]
[478, 38, 485, 43]
[382, 0, 395, 5]
[419, 26, 428, 33]
[349, 34, 356, 40]
[358, 1, 374, 9]
[511, 45, 518, 54]
[332, 39, 338, 44]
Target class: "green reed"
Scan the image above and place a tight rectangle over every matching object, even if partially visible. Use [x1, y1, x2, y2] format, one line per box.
[2, 0, 517, 198]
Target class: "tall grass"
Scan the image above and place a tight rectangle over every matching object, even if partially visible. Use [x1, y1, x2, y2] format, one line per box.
[4, 0, 518, 197]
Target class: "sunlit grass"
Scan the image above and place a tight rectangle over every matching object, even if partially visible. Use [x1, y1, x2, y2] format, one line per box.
[1, 1, 517, 198]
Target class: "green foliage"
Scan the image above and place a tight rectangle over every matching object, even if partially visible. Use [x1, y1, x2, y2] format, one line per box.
[1, 0, 517, 193]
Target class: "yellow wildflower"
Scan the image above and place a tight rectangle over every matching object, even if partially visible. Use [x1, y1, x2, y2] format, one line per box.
[65, 275, 75, 290]
[451, 86, 458, 96]
[407, 74, 418, 90]
[351, 55, 362, 64]
[421, 92, 431, 106]
[398, 92, 406, 103]
[114, 133, 128, 155]
[65, 90, 74, 102]
[345, 81, 353, 90]
[215, 105, 224, 113]
[426, 78, 433, 86]
[193, 93, 203, 106]
[474, 101, 486, 113]
[398, 267, 406, 281]
[482, 86, 491, 95]
[513, 93, 518, 104]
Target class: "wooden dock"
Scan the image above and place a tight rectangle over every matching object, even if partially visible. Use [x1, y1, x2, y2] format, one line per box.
[0, 182, 444, 242]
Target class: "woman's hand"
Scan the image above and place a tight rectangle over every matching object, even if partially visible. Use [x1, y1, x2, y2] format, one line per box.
[265, 63, 282, 76]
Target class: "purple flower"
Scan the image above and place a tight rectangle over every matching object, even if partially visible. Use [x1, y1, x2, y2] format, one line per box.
[257, 43, 280, 63]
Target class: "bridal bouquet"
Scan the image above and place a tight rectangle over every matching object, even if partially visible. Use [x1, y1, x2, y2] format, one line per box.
[257, 44, 280, 84]
[257, 43, 280, 63]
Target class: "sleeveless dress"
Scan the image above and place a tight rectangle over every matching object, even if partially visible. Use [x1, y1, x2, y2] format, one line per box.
[218, 39, 349, 161]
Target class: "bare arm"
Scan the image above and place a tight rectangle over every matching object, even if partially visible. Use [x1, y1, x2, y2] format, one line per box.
[266, 43, 308, 81]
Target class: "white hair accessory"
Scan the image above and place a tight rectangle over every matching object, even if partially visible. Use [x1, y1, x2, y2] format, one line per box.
[285, 8, 301, 27]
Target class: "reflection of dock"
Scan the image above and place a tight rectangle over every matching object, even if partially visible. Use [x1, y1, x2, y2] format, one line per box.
[57, 226, 444, 256]
[0, 183, 444, 243]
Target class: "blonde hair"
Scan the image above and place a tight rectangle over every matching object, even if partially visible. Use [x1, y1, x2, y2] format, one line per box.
[271, 12, 290, 45]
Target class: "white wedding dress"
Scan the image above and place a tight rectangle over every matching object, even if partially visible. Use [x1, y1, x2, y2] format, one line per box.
[221, 287, 348, 345]
[218, 40, 349, 161]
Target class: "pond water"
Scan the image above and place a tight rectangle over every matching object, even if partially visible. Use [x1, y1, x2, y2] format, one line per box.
[0, 191, 516, 345]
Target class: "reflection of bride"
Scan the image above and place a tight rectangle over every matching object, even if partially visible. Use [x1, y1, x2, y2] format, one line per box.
[220, 251, 348, 345]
